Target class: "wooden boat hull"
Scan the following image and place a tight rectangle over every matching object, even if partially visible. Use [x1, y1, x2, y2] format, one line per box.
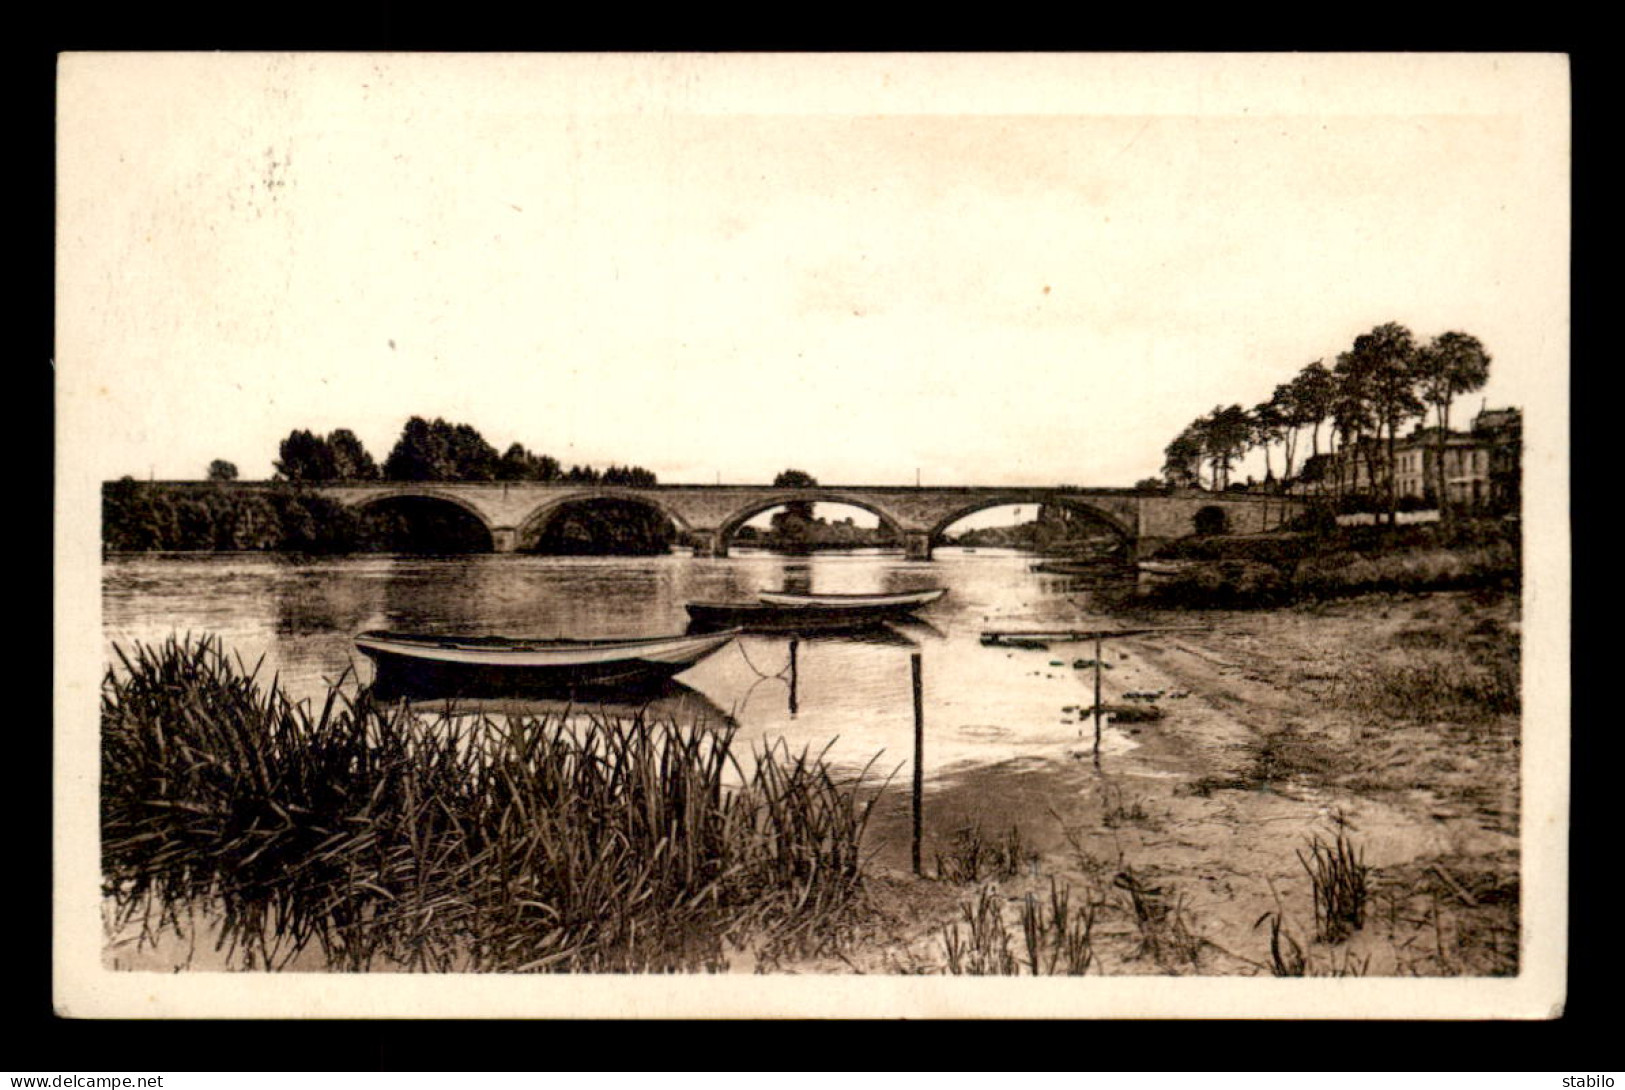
[354, 629, 737, 695]
[1032, 560, 1134, 577]
[755, 588, 946, 614]
[685, 601, 894, 634]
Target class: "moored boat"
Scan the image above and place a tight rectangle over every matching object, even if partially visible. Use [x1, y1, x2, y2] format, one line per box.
[685, 600, 895, 634]
[354, 628, 738, 693]
[1032, 559, 1133, 577]
[1136, 561, 1194, 581]
[755, 588, 947, 614]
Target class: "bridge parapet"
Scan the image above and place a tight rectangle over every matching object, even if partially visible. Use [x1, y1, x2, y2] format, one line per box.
[131, 480, 1302, 558]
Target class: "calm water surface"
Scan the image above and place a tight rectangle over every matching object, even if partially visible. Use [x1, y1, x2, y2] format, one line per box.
[102, 548, 1138, 780]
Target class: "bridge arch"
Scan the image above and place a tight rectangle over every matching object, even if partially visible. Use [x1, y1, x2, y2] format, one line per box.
[342, 487, 498, 552]
[339, 485, 495, 524]
[716, 491, 908, 551]
[1193, 505, 1230, 535]
[927, 493, 1135, 551]
[516, 489, 693, 552]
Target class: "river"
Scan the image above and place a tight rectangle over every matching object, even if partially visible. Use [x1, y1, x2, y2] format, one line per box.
[102, 547, 1139, 781]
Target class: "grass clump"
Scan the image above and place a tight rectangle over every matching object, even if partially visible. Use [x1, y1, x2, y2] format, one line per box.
[1113, 867, 1204, 971]
[1137, 519, 1520, 609]
[940, 885, 1019, 975]
[934, 823, 1033, 884]
[1152, 533, 1316, 566]
[940, 878, 1097, 976]
[1101, 785, 1160, 830]
[102, 635, 881, 972]
[1334, 652, 1519, 723]
[1297, 816, 1371, 944]
[1291, 544, 1518, 600]
[1255, 907, 1308, 977]
[1254, 880, 1372, 978]
[1141, 560, 1291, 610]
[1019, 877, 1098, 976]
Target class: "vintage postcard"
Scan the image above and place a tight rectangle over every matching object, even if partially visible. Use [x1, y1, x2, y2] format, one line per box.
[55, 52, 1569, 1018]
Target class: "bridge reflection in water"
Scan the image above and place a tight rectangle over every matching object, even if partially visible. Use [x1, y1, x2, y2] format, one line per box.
[104, 550, 1150, 783]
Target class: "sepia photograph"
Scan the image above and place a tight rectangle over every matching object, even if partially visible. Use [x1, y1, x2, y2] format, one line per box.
[54, 52, 1569, 1018]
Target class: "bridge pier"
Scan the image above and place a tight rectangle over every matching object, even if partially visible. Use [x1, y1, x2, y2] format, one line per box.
[690, 529, 728, 558]
[490, 527, 519, 553]
[1131, 535, 1170, 562]
[902, 530, 933, 561]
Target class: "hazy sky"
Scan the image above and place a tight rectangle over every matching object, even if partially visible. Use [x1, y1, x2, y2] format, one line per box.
[57, 53, 1568, 488]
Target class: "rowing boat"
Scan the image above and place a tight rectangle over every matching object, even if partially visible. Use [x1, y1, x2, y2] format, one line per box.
[685, 600, 895, 634]
[354, 628, 738, 693]
[755, 588, 946, 614]
[1031, 559, 1133, 577]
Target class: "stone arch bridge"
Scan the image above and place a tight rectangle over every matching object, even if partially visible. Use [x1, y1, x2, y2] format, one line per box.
[284, 482, 1300, 560]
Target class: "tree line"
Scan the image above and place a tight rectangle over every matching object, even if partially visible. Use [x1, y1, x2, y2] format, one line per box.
[944, 504, 1119, 554]
[267, 417, 657, 486]
[103, 481, 384, 553]
[101, 481, 672, 554]
[1158, 322, 1492, 525]
[106, 417, 665, 553]
[750, 469, 888, 549]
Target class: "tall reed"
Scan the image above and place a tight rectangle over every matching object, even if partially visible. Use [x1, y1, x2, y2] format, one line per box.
[102, 635, 882, 972]
[1019, 877, 1097, 975]
[1255, 908, 1307, 977]
[941, 878, 1099, 976]
[939, 885, 1019, 975]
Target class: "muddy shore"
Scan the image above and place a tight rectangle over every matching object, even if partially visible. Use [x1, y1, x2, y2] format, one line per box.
[814, 587, 1521, 976]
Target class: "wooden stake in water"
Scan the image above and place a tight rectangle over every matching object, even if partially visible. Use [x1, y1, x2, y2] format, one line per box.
[911, 650, 924, 877]
[788, 637, 799, 716]
[1092, 634, 1103, 768]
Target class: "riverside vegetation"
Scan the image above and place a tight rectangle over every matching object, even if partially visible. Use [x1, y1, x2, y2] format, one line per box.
[1127, 518, 1519, 611]
[101, 480, 676, 555]
[104, 569, 1521, 976]
[102, 636, 881, 972]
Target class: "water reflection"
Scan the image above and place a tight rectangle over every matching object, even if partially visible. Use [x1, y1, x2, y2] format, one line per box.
[779, 562, 814, 595]
[103, 548, 1135, 780]
[273, 565, 382, 636]
[368, 676, 734, 729]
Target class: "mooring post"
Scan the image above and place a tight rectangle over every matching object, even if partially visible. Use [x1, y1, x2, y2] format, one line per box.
[788, 637, 799, 716]
[1093, 634, 1104, 768]
[911, 650, 924, 877]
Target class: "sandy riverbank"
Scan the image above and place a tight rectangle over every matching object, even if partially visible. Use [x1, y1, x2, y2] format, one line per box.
[809, 587, 1521, 976]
